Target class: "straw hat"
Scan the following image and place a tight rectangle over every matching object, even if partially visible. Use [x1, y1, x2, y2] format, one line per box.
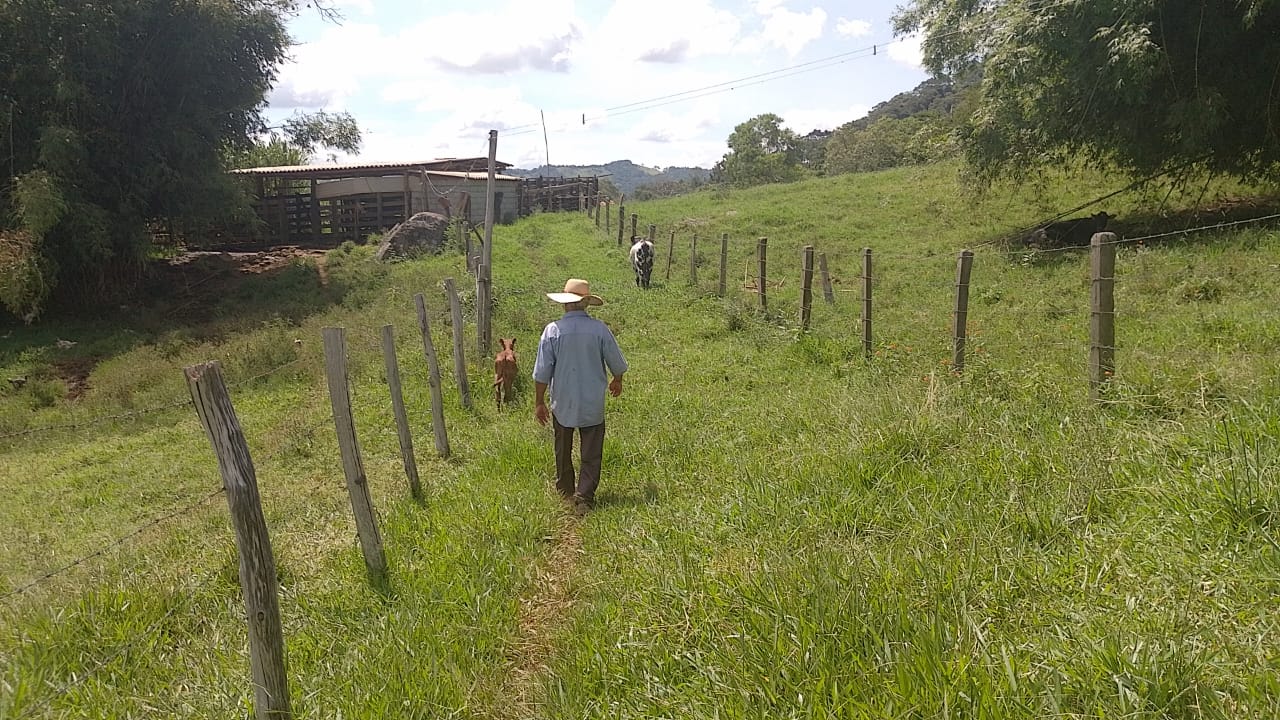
[546, 278, 605, 306]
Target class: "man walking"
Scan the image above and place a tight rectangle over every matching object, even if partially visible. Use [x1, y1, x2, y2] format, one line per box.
[532, 278, 628, 515]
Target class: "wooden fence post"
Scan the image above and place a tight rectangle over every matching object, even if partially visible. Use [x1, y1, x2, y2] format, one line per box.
[185, 361, 292, 720]
[464, 224, 475, 274]
[800, 245, 815, 331]
[321, 327, 388, 581]
[477, 264, 492, 360]
[757, 237, 768, 310]
[595, 200, 601, 228]
[617, 204, 625, 246]
[441, 278, 471, 409]
[862, 248, 872, 359]
[380, 325, 423, 499]
[415, 293, 452, 457]
[718, 233, 728, 297]
[952, 249, 974, 373]
[605, 201, 611, 234]
[665, 230, 676, 281]
[1090, 232, 1117, 400]
[630, 213, 638, 243]
[818, 252, 834, 304]
[689, 233, 698, 286]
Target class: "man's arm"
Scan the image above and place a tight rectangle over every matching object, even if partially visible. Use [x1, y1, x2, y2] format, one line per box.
[535, 381, 550, 425]
[601, 327, 628, 398]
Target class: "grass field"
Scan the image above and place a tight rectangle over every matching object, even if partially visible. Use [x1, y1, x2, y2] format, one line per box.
[1, 162, 1278, 718]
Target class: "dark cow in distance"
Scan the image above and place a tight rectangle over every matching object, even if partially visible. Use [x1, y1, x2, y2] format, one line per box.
[1024, 211, 1113, 249]
[629, 235, 655, 288]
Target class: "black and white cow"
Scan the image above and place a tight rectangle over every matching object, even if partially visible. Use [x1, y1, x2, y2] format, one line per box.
[629, 235, 655, 289]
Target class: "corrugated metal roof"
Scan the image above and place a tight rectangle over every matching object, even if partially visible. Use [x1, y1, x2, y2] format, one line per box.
[425, 171, 523, 181]
[229, 157, 512, 176]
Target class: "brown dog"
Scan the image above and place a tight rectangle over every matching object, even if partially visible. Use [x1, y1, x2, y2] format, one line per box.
[493, 337, 518, 408]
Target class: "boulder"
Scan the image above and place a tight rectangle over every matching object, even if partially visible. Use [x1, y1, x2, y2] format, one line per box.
[374, 212, 450, 261]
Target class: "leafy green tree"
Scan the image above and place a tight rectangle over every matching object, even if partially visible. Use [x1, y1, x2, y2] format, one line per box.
[0, 0, 354, 320]
[712, 114, 806, 187]
[824, 113, 959, 175]
[895, 0, 1280, 183]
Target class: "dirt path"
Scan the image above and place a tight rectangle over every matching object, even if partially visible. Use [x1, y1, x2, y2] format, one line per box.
[489, 512, 583, 719]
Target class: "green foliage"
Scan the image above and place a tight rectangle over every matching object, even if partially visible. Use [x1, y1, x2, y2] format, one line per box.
[712, 113, 807, 187]
[895, 0, 1280, 183]
[0, 0, 355, 319]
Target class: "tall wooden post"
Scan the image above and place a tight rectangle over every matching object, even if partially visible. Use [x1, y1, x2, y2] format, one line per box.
[665, 230, 676, 281]
[595, 200, 601, 228]
[800, 245, 815, 331]
[952, 250, 974, 373]
[415, 294, 452, 457]
[617, 204, 626, 246]
[1089, 232, 1117, 400]
[321, 328, 388, 581]
[818, 252, 834, 304]
[309, 178, 320, 245]
[630, 213, 638, 242]
[442, 278, 471, 409]
[862, 248, 873, 359]
[479, 130, 498, 358]
[718, 233, 728, 297]
[185, 362, 292, 720]
[380, 325, 423, 499]
[605, 200, 611, 234]
[757, 237, 768, 310]
[689, 234, 698, 286]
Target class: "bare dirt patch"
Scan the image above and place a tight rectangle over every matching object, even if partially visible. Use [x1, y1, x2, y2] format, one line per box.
[51, 356, 98, 400]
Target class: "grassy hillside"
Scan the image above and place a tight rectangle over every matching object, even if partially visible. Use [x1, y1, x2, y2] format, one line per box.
[1, 163, 1278, 718]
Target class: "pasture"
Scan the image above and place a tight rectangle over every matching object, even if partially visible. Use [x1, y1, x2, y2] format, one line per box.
[1, 162, 1278, 718]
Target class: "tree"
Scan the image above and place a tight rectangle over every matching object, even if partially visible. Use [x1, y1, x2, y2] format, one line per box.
[0, 0, 354, 320]
[824, 113, 960, 176]
[894, 0, 1280, 183]
[712, 114, 806, 187]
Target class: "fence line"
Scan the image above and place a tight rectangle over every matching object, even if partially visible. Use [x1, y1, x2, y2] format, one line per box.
[0, 358, 304, 442]
[2, 412, 331, 603]
[15, 593, 191, 719]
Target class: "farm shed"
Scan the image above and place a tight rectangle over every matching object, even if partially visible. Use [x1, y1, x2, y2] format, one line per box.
[223, 158, 519, 249]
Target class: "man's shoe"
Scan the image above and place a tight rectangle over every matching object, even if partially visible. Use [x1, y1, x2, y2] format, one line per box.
[572, 494, 593, 517]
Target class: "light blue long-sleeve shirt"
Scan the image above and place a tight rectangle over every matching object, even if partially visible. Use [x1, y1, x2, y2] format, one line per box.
[532, 310, 628, 428]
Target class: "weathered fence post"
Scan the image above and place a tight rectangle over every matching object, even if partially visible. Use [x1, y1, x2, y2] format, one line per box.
[1089, 232, 1117, 400]
[380, 325, 423, 499]
[862, 248, 873, 359]
[952, 249, 974, 374]
[818, 252, 834, 304]
[185, 361, 292, 720]
[689, 233, 698, 286]
[647, 223, 656, 249]
[718, 233, 728, 297]
[757, 237, 768, 310]
[476, 263, 492, 360]
[605, 201, 611, 235]
[665, 230, 675, 281]
[595, 200, 601, 228]
[617, 204, 625, 246]
[321, 327, 388, 581]
[630, 213, 638, 243]
[441, 278, 471, 409]
[800, 245, 815, 331]
[415, 293, 452, 457]
[464, 224, 475, 274]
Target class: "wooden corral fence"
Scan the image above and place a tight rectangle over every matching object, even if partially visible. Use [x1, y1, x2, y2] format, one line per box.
[518, 175, 600, 217]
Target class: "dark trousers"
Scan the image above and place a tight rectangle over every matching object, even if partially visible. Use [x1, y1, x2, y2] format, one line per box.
[553, 417, 605, 501]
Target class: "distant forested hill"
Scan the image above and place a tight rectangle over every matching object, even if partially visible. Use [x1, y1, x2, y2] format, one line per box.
[507, 160, 710, 196]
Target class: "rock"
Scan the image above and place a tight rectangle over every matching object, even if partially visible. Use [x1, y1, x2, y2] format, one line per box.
[375, 212, 451, 262]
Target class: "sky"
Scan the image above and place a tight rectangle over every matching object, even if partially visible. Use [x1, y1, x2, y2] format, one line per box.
[264, 0, 931, 171]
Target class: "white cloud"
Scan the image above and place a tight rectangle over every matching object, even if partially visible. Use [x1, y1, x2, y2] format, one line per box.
[888, 31, 925, 69]
[744, 1, 828, 56]
[835, 18, 872, 37]
[594, 0, 742, 63]
[330, 0, 374, 16]
[782, 105, 871, 134]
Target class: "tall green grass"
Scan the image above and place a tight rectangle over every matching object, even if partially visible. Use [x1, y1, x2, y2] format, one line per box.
[1, 163, 1278, 718]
